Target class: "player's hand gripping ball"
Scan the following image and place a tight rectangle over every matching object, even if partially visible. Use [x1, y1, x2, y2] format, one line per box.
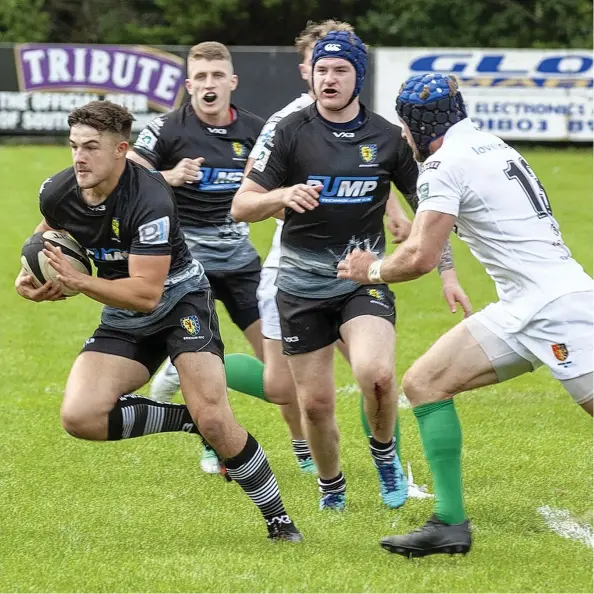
[21, 231, 92, 297]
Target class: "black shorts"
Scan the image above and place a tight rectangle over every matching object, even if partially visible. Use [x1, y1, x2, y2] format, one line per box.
[81, 289, 224, 376]
[206, 257, 261, 331]
[276, 284, 396, 355]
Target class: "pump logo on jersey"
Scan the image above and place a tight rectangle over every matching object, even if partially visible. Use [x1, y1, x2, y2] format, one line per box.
[360, 144, 377, 163]
[181, 315, 200, 336]
[551, 343, 569, 361]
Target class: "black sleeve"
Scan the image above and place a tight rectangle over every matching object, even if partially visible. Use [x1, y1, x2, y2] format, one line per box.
[391, 136, 420, 212]
[132, 114, 170, 169]
[246, 123, 291, 190]
[128, 177, 176, 257]
[38, 176, 62, 229]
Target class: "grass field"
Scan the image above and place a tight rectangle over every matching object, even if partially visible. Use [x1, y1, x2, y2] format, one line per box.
[0, 146, 592, 593]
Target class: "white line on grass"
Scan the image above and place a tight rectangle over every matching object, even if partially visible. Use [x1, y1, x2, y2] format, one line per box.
[537, 505, 594, 547]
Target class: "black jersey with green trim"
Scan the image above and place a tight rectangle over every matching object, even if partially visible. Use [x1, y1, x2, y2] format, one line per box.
[247, 103, 418, 298]
[133, 102, 265, 227]
[39, 161, 193, 281]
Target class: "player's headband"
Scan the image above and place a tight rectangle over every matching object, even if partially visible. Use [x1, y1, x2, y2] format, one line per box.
[311, 31, 367, 102]
[395, 73, 467, 160]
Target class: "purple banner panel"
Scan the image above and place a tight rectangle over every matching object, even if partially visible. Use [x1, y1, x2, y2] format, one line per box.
[14, 44, 186, 112]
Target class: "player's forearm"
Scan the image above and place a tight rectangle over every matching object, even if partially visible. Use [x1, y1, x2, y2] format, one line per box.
[78, 276, 164, 313]
[385, 193, 408, 221]
[379, 241, 439, 283]
[231, 188, 286, 222]
[159, 169, 179, 186]
[437, 240, 455, 275]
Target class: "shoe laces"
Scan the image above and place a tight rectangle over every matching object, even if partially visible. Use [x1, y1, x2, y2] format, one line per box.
[378, 461, 399, 492]
[322, 493, 344, 507]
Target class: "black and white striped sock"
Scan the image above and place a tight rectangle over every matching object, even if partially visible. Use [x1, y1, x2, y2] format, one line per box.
[107, 394, 198, 440]
[225, 433, 288, 521]
[291, 439, 312, 462]
[369, 436, 396, 465]
[317, 472, 346, 495]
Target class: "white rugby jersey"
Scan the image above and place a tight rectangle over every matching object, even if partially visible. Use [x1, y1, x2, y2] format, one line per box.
[416, 118, 593, 332]
[249, 93, 314, 269]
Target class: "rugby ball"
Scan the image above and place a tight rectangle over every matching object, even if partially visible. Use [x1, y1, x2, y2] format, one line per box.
[21, 231, 92, 297]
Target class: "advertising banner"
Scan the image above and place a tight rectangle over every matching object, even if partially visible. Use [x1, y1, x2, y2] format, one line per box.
[374, 48, 593, 141]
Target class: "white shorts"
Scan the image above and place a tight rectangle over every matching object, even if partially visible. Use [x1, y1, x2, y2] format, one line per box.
[465, 291, 593, 385]
[257, 266, 281, 340]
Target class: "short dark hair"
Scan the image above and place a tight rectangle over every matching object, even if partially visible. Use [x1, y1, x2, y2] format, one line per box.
[67, 100, 134, 140]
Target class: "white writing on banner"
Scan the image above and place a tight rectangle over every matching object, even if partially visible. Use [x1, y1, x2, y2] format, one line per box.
[374, 48, 593, 142]
[0, 91, 159, 133]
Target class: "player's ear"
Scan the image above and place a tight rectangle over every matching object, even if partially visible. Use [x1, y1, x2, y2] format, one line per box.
[230, 73, 238, 91]
[298, 63, 308, 82]
[184, 78, 192, 94]
[115, 140, 129, 159]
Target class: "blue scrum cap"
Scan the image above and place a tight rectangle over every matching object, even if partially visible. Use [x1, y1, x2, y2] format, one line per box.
[396, 73, 467, 159]
[311, 30, 367, 100]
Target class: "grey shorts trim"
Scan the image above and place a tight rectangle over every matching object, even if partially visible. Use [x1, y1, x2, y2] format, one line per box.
[463, 316, 534, 382]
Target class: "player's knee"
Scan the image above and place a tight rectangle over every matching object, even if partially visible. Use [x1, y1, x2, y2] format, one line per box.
[402, 367, 428, 405]
[301, 396, 334, 424]
[60, 403, 97, 440]
[263, 369, 295, 405]
[354, 363, 394, 395]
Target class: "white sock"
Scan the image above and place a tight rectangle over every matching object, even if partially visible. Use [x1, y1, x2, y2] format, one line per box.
[149, 358, 180, 403]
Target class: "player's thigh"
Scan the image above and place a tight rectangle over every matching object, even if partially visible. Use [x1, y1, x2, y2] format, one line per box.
[165, 290, 228, 412]
[262, 338, 296, 405]
[286, 345, 336, 420]
[63, 343, 150, 422]
[518, 291, 594, 407]
[276, 289, 340, 356]
[403, 309, 529, 404]
[339, 284, 396, 377]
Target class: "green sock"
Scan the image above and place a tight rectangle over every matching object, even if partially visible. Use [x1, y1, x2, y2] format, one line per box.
[359, 394, 401, 459]
[414, 399, 465, 524]
[224, 353, 268, 402]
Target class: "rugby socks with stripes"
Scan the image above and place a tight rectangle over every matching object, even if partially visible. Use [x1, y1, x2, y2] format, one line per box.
[360, 394, 401, 458]
[413, 399, 466, 524]
[369, 436, 396, 465]
[223, 353, 268, 402]
[291, 439, 312, 462]
[107, 394, 198, 440]
[317, 472, 346, 496]
[224, 432, 291, 525]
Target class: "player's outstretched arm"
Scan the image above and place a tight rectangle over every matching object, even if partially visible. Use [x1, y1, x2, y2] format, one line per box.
[44, 248, 170, 313]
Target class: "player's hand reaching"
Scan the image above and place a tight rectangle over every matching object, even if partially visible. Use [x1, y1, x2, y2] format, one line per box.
[166, 157, 205, 186]
[43, 242, 87, 293]
[387, 215, 412, 244]
[15, 270, 65, 302]
[282, 184, 322, 213]
[440, 270, 472, 317]
[336, 248, 378, 284]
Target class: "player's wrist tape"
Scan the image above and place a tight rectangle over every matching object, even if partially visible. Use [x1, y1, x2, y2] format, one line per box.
[367, 260, 385, 283]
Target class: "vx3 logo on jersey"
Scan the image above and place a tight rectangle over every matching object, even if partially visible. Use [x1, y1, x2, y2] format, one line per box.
[207, 127, 227, 134]
[333, 131, 355, 138]
[307, 175, 378, 203]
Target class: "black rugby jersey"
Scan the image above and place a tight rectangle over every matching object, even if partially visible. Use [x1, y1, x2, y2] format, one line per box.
[39, 161, 192, 281]
[247, 103, 418, 298]
[133, 102, 265, 227]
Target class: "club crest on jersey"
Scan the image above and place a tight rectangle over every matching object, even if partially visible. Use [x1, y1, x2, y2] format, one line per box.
[232, 142, 247, 158]
[181, 315, 200, 336]
[111, 218, 120, 240]
[368, 288, 384, 301]
[360, 144, 377, 164]
[551, 343, 569, 361]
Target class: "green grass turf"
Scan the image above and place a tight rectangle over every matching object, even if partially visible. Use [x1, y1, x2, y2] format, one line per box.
[0, 145, 592, 593]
